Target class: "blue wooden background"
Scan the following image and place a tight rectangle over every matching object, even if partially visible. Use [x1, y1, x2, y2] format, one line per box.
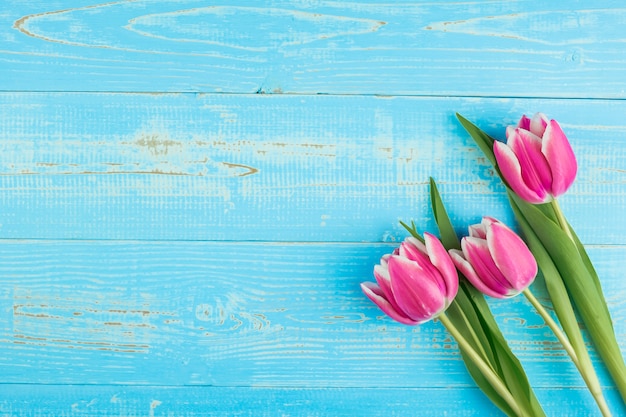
[1, 1, 625, 416]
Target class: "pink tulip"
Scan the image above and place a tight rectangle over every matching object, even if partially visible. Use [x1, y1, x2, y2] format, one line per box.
[449, 217, 537, 298]
[493, 112, 577, 204]
[361, 233, 458, 325]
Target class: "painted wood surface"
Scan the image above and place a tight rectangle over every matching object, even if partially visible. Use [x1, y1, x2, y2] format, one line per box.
[1, 1, 625, 416]
[1, 93, 625, 244]
[1, 386, 624, 417]
[1, 0, 625, 97]
[1, 241, 625, 415]
[1, 241, 625, 387]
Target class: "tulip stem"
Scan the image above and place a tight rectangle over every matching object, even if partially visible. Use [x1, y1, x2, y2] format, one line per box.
[439, 313, 527, 417]
[523, 289, 579, 364]
[523, 289, 612, 417]
[550, 199, 574, 242]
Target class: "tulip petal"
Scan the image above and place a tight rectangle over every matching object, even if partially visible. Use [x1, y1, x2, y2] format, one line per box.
[374, 263, 413, 318]
[529, 112, 548, 137]
[361, 282, 419, 325]
[487, 222, 538, 291]
[399, 236, 449, 299]
[494, 140, 547, 203]
[468, 223, 487, 239]
[387, 256, 445, 322]
[373, 264, 400, 310]
[379, 254, 391, 269]
[508, 129, 553, 200]
[517, 114, 532, 131]
[505, 125, 516, 139]
[424, 232, 458, 301]
[481, 216, 499, 227]
[461, 237, 512, 298]
[399, 237, 430, 265]
[542, 119, 577, 197]
[449, 249, 507, 298]
[406, 236, 427, 253]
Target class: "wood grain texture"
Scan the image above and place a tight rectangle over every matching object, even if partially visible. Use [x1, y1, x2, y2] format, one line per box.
[1, 1, 625, 97]
[1, 241, 624, 395]
[0, 386, 623, 417]
[1, 93, 625, 243]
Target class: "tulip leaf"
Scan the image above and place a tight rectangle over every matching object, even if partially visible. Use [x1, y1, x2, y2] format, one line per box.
[399, 220, 424, 243]
[457, 345, 517, 417]
[461, 278, 545, 417]
[455, 113, 499, 172]
[508, 194, 622, 416]
[456, 282, 544, 417]
[511, 194, 610, 333]
[564, 219, 609, 310]
[446, 287, 497, 367]
[510, 192, 626, 400]
[429, 178, 461, 250]
[510, 194, 610, 324]
[508, 195, 591, 370]
[445, 298, 517, 416]
[429, 178, 545, 417]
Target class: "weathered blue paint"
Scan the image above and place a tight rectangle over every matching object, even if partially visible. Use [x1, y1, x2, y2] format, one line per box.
[1, 1, 625, 416]
[3, 1, 626, 97]
[1, 386, 624, 417]
[1, 240, 623, 387]
[0, 94, 625, 244]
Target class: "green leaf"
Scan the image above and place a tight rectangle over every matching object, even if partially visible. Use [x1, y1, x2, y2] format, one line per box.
[490, 329, 544, 417]
[566, 221, 610, 313]
[430, 178, 545, 417]
[511, 192, 626, 400]
[446, 286, 498, 366]
[399, 220, 423, 242]
[429, 177, 460, 250]
[446, 296, 518, 416]
[511, 194, 608, 323]
[508, 195, 591, 372]
[463, 281, 543, 417]
[455, 113, 498, 170]
[457, 347, 517, 417]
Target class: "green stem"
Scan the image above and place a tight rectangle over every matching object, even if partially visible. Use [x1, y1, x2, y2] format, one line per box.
[439, 313, 526, 417]
[523, 289, 612, 417]
[523, 289, 579, 365]
[550, 199, 574, 241]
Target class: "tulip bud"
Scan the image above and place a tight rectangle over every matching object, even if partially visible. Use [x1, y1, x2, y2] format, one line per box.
[494, 112, 577, 204]
[449, 217, 537, 298]
[361, 233, 458, 325]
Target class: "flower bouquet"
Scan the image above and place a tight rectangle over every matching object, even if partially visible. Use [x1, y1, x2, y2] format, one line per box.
[361, 112, 626, 416]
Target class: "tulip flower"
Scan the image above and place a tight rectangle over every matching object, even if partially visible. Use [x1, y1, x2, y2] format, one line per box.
[448, 217, 537, 298]
[493, 112, 577, 204]
[361, 232, 458, 325]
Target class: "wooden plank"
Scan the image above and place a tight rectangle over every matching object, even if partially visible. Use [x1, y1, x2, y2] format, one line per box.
[1, 241, 624, 392]
[2, 1, 626, 97]
[5, 2, 626, 416]
[0, 93, 625, 243]
[0, 385, 623, 417]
